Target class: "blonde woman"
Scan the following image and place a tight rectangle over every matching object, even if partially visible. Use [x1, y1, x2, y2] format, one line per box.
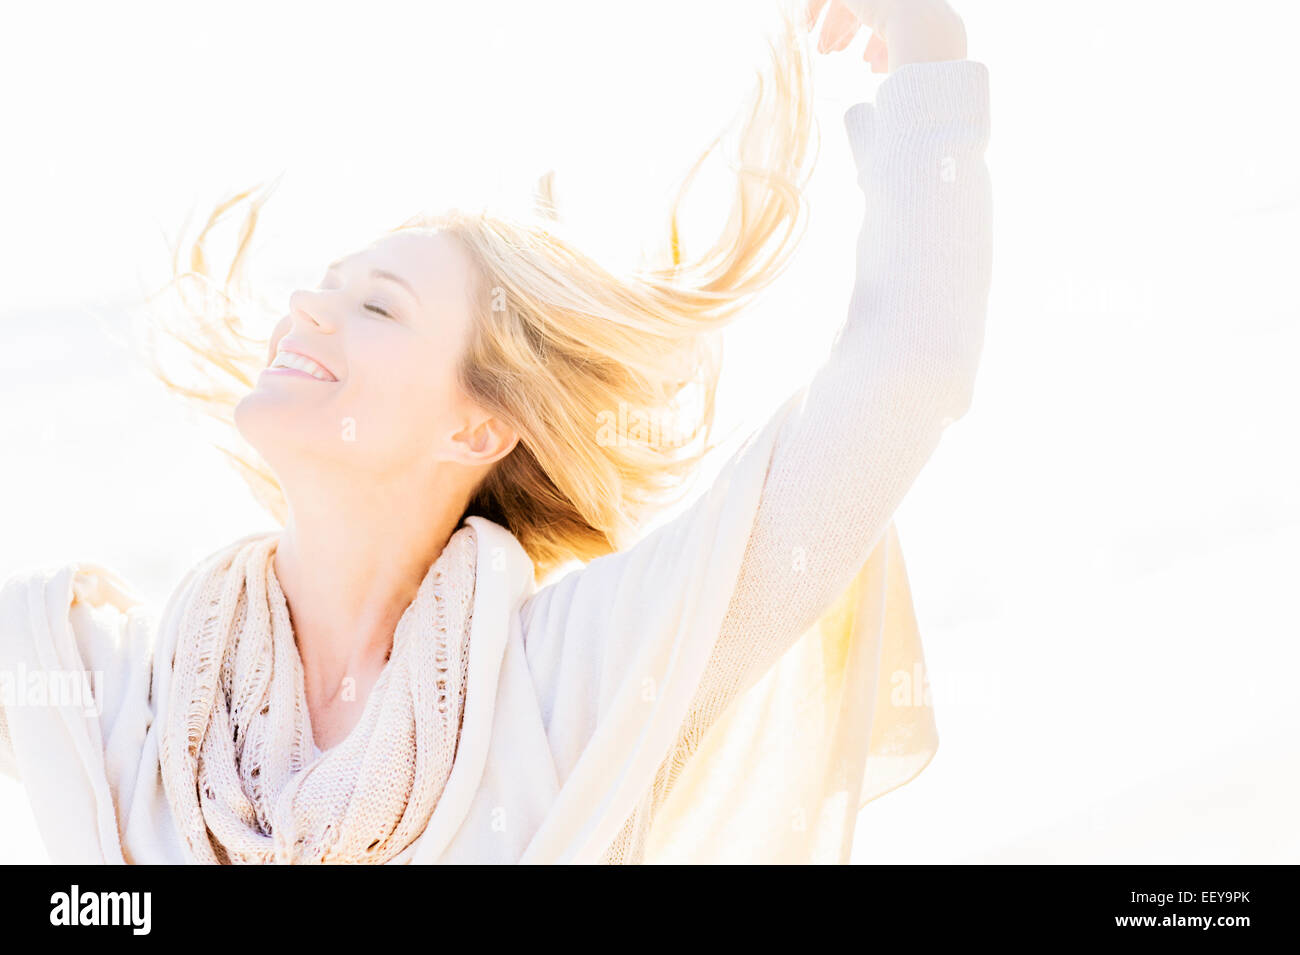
[0, 0, 989, 864]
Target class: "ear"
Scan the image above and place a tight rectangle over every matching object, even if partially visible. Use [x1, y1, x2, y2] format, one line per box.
[447, 412, 519, 468]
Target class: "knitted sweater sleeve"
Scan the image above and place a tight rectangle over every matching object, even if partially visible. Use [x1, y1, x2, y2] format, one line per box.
[680, 58, 992, 741]
[518, 60, 991, 819]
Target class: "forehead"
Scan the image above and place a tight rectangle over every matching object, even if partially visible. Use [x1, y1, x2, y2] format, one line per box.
[334, 230, 475, 312]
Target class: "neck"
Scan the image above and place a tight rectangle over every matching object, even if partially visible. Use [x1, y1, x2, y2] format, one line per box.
[272, 465, 472, 702]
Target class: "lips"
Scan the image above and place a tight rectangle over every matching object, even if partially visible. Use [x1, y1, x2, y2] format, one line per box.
[269, 345, 339, 382]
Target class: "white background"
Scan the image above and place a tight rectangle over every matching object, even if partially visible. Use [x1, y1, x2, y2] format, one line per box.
[1, 0, 1297, 863]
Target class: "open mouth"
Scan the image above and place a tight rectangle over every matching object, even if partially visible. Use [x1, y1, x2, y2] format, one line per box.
[267, 349, 338, 382]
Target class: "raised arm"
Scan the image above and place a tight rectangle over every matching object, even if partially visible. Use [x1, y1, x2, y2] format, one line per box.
[683, 52, 991, 731]
[516, 1, 989, 800]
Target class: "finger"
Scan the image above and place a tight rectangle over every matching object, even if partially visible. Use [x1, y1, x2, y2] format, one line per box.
[863, 32, 888, 72]
[822, 2, 861, 51]
[803, 0, 830, 31]
[818, 1, 861, 53]
[841, 1, 890, 30]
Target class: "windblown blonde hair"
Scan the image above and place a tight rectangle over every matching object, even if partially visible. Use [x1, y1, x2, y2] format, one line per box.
[145, 6, 819, 582]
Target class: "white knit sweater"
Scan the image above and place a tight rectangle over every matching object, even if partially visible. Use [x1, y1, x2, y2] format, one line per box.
[0, 59, 992, 863]
[528, 59, 992, 862]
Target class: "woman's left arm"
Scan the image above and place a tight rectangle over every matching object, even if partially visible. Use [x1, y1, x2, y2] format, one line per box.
[684, 21, 992, 729]
[516, 5, 990, 784]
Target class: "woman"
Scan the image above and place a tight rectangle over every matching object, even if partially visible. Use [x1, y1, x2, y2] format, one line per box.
[0, 0, 990, 864]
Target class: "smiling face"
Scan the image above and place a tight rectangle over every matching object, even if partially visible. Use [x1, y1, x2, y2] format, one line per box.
[234, 229, 515, 491]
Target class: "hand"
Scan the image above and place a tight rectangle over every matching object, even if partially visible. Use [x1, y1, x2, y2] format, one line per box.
[803, 0, 967, 74]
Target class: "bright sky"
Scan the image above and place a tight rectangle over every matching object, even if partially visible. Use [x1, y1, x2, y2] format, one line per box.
[1, 1, 1297, 863]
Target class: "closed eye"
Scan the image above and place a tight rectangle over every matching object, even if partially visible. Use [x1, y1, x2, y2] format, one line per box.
[365, 303, 394, 319]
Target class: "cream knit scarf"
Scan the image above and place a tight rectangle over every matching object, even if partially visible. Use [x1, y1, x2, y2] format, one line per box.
[158, 524, 477, 864]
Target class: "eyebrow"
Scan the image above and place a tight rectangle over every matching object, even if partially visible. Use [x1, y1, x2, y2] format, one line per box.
[325, 260, 422, 307]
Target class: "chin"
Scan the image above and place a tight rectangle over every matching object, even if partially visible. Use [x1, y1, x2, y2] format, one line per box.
[233, 387, 317, 469]
[235, 389, 381, 483]
[233, 385, 270, 442]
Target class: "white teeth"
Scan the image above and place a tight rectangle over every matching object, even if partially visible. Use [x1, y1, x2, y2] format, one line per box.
[271, 351, 335, 381]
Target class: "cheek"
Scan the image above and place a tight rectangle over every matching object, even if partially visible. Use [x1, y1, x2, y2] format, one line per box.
[346, 335, 462, 450]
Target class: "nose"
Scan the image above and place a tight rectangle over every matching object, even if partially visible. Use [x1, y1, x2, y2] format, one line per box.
[288, 288, 337, 332]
